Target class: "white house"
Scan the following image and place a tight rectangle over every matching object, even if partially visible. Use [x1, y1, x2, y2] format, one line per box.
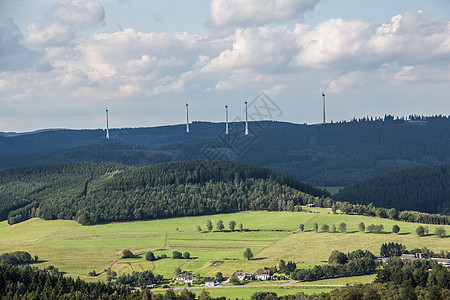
[176, 273, 194, 285]
[204, 277, 217, 287]
[256, 269, 272, 280]
[234, 270, 247, 281]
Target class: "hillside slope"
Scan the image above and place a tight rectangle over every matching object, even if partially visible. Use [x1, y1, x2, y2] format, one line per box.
[1, 161, 329, 225]
[334, 164, 450, 215]
[1, 116, 449, 186]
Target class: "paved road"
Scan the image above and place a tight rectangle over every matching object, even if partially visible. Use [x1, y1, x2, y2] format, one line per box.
[151, 283, 345, 292]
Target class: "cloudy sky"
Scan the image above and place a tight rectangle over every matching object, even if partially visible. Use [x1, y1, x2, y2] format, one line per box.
[1, 0, 449, 132]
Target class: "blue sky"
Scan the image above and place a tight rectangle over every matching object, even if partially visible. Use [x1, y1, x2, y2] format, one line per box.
[1, 0, 449, 132]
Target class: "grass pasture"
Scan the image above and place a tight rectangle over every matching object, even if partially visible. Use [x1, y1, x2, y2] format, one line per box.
[1, 209, 449, 290]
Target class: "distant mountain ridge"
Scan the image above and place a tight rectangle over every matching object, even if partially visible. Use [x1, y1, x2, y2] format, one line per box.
[0, 116, 449, 186]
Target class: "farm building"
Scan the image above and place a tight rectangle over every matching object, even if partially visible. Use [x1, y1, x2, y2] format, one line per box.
[176, 273, 194, 285]
[256, 269, 272, 280]
[234, 270, 250, 280]
[204, 277, 217, 287]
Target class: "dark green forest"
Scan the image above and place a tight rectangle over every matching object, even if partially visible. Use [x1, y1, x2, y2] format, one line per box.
[0, 161, 329, 225]
[334, 164, 450, 215]
[1, 116, 449, 186]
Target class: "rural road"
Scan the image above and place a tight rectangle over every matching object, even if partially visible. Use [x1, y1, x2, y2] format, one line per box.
[151, 283, 345, 292]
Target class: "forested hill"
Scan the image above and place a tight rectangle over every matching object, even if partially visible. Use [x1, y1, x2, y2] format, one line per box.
[334, 164, 450, 215]
[1, 116, 449, 186]
[1, 161, 329, 225]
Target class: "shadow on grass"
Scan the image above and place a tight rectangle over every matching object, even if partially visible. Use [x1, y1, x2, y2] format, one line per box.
[250, 257, 267, 261]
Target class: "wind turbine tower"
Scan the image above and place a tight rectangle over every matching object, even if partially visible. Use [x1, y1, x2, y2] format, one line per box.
[186, 102, 190, 133]
[244, 100, 248, 135]
[322, 90, 326, 124]
[225, 105, 229, 135]
[105, 106, 110, 139]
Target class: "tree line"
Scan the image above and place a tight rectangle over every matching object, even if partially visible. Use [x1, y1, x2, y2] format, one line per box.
[270, 250, 377, 282]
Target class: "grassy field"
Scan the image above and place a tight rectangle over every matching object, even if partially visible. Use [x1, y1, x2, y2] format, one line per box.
[1, 209, 449, 295]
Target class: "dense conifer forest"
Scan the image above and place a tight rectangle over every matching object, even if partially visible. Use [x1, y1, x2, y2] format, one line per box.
[0, 161, 329, 225]
[1, 116, 449, 186]
[334, 164, 450, 215]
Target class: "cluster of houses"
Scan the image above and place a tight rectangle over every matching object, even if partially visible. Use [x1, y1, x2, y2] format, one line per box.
[376, 253, 450, 267]
[173, 269, 276, 287]
[175, 273, 218, 287]
[234, 269, 273, 281]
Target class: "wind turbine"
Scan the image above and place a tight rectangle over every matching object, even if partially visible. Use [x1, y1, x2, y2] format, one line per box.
[225, 104, 229, 135]
[322, 90, 326, 124]
[244, 99, 248, 135]
[186, 102, 190, 133]
[105, 106, 110, 139]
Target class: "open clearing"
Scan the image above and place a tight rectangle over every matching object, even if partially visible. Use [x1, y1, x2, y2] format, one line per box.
[1, 209, 449, 298]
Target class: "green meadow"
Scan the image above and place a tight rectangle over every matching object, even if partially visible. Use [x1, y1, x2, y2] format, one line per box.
[1, 209, 449, 296]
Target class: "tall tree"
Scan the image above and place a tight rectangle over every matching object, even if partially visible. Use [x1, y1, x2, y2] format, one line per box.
[206, 220, 213, 232]
[243, 248, 253, 260]
[435, 227, 446, 238]
[358, 222, 365, 232]
[313, 223, 318, 233]
[416, 226, 425, 237]
[216, 220, 224, 232]
[339, 222, 347, 233]
[229, 220, 236, 231]
[392, 225, 400, 234]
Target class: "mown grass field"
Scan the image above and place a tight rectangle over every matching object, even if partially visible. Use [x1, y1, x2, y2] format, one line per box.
[1, 209, 449, 299]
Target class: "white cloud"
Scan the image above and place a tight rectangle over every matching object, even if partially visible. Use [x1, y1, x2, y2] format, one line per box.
[201, 26, 295, 72]
[48, 0, 105, 28]
[208, 0, 319, 27]
[327, 71, 362, 94]
[25, 0, 105, 49]
[263, 84, 287, 96]
[1, 5, 450, 130]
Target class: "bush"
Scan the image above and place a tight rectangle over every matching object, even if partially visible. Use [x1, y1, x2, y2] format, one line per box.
[230, 275, 241, 285]
[435, 227, 446, 238]
[392, 225, 400, 234]
[321, 224, 329, 232]
[358, 222, 365, 232]
[145, 251, 156, 261]
[183, 252, 191, 259]
[416, 226, 426, 237]
[0, 251, 33, 265]
[172, 251, 182, 259]
[299, 224, 304, 232]
[122, 249, 134, 258]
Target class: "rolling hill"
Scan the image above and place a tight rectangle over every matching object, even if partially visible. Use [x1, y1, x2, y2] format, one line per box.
[0, 116, 449, 186]
[1, 161, 329, 225]
[334, 164, 450, 215]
